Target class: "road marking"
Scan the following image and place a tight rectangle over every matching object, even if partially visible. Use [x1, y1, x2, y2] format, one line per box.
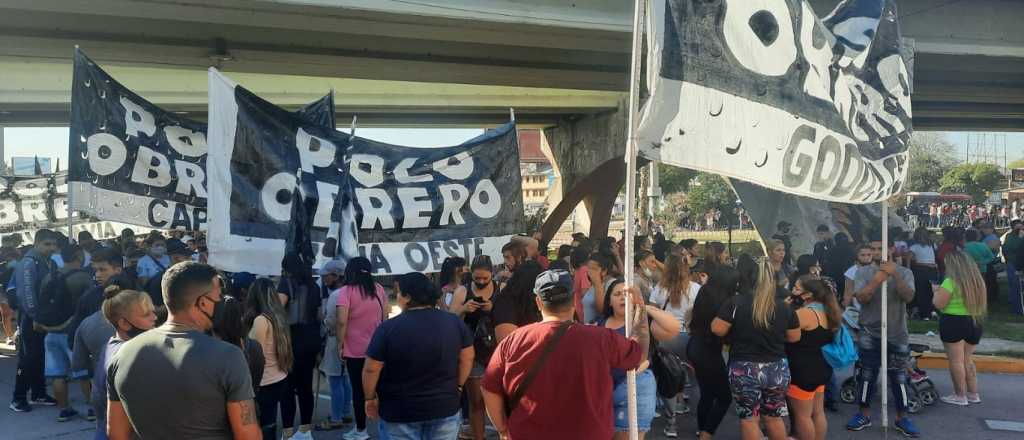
[985, 420, 1024, 432]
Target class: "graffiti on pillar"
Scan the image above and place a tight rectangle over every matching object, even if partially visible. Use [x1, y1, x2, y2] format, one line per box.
[639, 0, 912, 205]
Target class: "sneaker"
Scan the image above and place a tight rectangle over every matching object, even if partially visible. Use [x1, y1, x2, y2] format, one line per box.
[967, 393, 982, 404]
[846, 413, 872, 431]
[674, 405, 691, 415]
[30, 395, 57, 406]
[342, 429, 370, 440]
[56, 408, 79, 422]
[894, 418, 921, 438]
[664, 424, 679, 438]
[85, 408, 97, 421]
[940, 394, 969, 406]
[9, 400, 31, 412]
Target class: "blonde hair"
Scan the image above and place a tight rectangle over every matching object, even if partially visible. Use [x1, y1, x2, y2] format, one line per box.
[753, 258, 778, 330]
[102, 285, 154, 327]
[943, 251, 988, 322]
[765, 239, 786, 264]
[659, 253, 693, 308]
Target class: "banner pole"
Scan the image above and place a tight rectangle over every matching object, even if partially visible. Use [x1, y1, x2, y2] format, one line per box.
[66, 174, 75, 240]
[350, 115, 357, 138]
[623, 1, 646, 439]
[881, 200, 889, 430]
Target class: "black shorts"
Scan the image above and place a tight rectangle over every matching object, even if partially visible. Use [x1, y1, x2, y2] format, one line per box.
[939, 314, 983, 345]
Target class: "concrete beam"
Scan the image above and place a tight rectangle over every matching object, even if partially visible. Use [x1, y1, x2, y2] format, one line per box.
[0, 60, 622, 126]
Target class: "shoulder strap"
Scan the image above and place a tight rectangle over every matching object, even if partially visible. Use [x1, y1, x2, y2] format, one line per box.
[372, 286, 386, 322]
[507, 321, 571, 414]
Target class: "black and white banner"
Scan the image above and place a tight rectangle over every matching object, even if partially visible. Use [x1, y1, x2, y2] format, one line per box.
[342, 122, 524, 275]
[0, 172, 79, 232]
[639, 0, 913, 204]
[732, 179, 908, 257]
[208, 70, 354, 275]
[68, 49, 335, 230]
[208, 69, 524, 275]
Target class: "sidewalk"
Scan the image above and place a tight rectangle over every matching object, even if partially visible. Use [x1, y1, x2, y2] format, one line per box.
[3, 343, 1024, 439]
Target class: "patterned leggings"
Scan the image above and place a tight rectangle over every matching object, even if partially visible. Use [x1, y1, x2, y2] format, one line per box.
[727, 359, 791, 420]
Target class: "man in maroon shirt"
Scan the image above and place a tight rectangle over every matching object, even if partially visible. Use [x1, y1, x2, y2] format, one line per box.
[481, 270, 648, 440]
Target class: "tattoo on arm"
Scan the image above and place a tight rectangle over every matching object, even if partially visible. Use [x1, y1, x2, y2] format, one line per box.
[239, 400, 257, 426]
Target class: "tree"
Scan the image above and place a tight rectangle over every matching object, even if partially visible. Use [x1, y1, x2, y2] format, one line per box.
[658, 163, 698, 194]
[686, 173, 737, 223]
[906, 132, 958, 192]
[1007, 158, 1024, 170]
[938, 163, 1005, 202]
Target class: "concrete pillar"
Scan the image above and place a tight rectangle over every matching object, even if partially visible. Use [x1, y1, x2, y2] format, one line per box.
[0, 125, 5, 175]
[539, 101, 629, 242]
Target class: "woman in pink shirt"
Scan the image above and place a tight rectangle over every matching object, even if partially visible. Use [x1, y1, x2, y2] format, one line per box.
[335, 257, 388, 440]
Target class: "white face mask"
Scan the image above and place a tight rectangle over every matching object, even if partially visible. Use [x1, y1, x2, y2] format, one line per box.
[151, 245, 166, 257]
[642, 267, 653, 278]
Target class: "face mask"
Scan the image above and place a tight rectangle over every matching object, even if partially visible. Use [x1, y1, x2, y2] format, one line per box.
[124, 322, 148, 339]
[790, 294, 806, 308]
[197, 294, 225, 329]
[473, 281, 490, 290]
[642, 267, 653, 278]
[151, 246, 166, 257]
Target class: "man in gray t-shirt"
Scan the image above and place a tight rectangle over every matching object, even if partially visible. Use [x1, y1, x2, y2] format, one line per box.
[106, 262, 259, 440]
[853, 262, 914, 346]
[846, 241, 920, 437]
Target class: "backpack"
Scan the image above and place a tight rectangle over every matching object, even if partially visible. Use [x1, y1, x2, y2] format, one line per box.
[35, 269, 88, 328]
[650, 345, 687, 398]
[649, 297, 687, 398]
[822, 325, 859, 370]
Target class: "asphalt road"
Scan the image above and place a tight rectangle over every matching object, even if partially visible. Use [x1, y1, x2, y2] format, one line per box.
[1, 347, 1022, 440]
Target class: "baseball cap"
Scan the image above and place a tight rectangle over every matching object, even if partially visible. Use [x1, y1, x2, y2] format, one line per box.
[320, 259, 346, 277]
[533, 269, 573, 303]
[166, 240, 191, 256]
[231, 272, 256, 291]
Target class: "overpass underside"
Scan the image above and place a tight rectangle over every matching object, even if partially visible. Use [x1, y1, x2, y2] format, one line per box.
[1, 0, 1022, 239]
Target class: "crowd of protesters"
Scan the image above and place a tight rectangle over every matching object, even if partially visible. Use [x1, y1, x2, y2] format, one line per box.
[903, 201, 1022, 230]
[0, 219, 996, 440]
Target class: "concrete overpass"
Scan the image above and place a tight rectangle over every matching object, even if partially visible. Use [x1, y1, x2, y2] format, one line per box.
[1, 0, 1023, 130]
[2, 0, 1023, 239]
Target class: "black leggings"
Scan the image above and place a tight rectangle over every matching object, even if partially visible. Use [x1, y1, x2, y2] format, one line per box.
[345, 357, 368, 430]
[911, 265, 938, 318]
[289, 348, 317, 426]
[687, 338, 732, 435]
[257, 378, 295, 438]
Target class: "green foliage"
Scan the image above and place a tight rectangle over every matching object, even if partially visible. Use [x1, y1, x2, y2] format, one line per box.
[686, 173, 736, 219]
[658, 163, 698, 194]
[906, 132, 958, 192]
[938, 163, 1005, 202]
[1008, 159, 1024, 170]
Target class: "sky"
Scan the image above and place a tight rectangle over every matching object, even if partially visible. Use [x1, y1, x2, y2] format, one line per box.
[5, 127, 1024, 174]
[2, 126, 484, 173]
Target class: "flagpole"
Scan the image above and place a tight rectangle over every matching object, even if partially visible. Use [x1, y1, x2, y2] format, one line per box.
[623, 1, 646, 439]
[881, 200, 889, 430]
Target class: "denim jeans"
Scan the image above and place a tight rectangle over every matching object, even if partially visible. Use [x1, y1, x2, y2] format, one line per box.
[1008, 265, 1024, 315]
[856, 336, 910, 412]
[328, 373, 353, 422]
[379, 413, 461, 440]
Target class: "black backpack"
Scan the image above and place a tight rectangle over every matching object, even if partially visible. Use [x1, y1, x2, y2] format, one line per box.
[35, 269, 88, 328]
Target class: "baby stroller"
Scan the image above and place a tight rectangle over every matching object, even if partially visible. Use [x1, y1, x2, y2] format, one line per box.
[839, 343, 939, 413]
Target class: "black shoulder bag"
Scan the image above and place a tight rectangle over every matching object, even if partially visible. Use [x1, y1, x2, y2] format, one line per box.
[505, 321, 571, 417]
[650, 297, 687, 398]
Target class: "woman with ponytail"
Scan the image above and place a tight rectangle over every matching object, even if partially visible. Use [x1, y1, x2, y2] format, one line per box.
[712, 259, 800, 440]
[933, 250, 988, 406]
[245, 277, 295, 440]
[786, 276, 843, 440]
[94, 286, 156, 440]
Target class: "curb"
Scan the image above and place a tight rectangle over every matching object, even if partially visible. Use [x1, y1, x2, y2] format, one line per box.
[918, 352, 1024, 375]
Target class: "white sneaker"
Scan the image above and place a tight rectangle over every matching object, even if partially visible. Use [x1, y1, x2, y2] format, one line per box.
[290, 430, 313, 440]
[342, 429, 370, 440]
[967, 393, 982, 404]
[940, 394, 969, 406]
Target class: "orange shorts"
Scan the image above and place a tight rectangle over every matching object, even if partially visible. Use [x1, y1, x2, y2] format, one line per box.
[787, 384, 825, 401]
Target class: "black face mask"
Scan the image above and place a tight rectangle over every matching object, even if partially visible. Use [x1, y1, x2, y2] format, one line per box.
[473, 281, 490, 290]
[790, 295, 806, 308]
[197, 294, 225, 328]
[124, 323, 147, 339]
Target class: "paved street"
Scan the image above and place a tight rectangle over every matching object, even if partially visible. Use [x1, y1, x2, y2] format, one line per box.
[2, 347, 1023, 439]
